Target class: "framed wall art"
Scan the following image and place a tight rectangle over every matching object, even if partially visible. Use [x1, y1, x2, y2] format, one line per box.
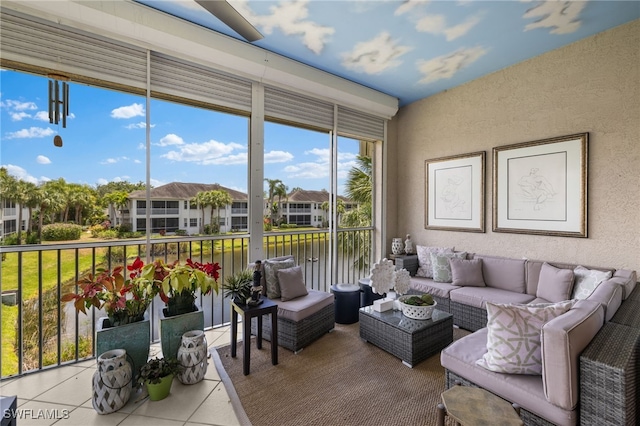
[493, 133, 588, 237]
[425, 151, 485, 232]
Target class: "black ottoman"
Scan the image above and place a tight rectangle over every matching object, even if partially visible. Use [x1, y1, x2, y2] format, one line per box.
[331, 283, 361, 324]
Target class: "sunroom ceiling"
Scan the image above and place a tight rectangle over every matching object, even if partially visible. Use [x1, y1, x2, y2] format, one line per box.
[134, 1, 640, 106]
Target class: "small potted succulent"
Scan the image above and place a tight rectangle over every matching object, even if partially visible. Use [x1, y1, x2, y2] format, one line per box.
[222, 269, 253, 305]
[138, 357, 183, 401]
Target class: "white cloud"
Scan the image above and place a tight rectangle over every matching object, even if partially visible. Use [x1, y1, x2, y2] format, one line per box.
[235, 0, 334, 54]
[100, 156, 130, 165]
[2, 164, 39, 184]
[97, 178, 108, 185]
[110, 103, 145, 119]
[6, 127, 55, 139]
[10, 112, 30, 121]
[418, 46, 487, 84]
[1, 99, 38, 111]
[523, 1, 585, 35]
[416, 13, 483, 41]
[395, 0, 429, 16]
[34, 111, 49, 122]
[36, 155, 51, 164]
[162, 139, 246, 165]
[150, 178, 165, 188]
[342, 32, 412, 75]
[125, 122, 154, 129]
[282, 149, 356, 180]
[265, 150, 294, 164]
[134, 159, 142, 164]
[157, 134, 185, 147]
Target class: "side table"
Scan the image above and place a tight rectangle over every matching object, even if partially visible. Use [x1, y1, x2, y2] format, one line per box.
[331, 283, 361, 324]
[437, 384, 522, 426]
[231, 297, 278, 375]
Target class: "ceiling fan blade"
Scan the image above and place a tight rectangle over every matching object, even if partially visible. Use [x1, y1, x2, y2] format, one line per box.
[195, 0, 263, 42]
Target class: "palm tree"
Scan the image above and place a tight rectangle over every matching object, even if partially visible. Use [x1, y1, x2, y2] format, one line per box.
[340, 155, 373, 270]
[273, 183, 288, 224]
[104, 190, 129, 227]
[208, 189, 233, 233]
[191, 192, 209, 234]
[264, 178, 286, 225]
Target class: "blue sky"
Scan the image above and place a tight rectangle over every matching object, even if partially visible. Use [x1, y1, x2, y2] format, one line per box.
[0, 69, 360, 195]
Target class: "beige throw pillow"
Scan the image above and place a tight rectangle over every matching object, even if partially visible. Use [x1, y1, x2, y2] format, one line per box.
[277, 266, 308, 301]
[571, 266, 613, 300]
[415, 245, 454, 278]
[263, 257, 295, 299]
[476, 300, 576, 375]
[450, 258, 486, 287]
[536, 262, 575, 302]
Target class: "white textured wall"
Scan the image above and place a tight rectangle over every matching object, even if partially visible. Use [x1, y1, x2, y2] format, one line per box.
[387, 20, 640, 272]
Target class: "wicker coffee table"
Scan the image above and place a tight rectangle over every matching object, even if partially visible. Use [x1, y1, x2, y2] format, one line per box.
[359, 306, 453, 367]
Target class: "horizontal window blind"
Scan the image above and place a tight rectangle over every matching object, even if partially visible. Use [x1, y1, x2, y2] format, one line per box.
[264, 86, 334, 131]
[150, 52, 252, 114]
[0, 10, 147, 91]
[337, 106, 385, 141]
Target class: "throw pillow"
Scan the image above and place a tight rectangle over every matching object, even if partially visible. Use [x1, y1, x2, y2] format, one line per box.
[430, 251, 468, 283]
[536, 262, 575, 302]
[450, 258, 485, 287]
[263, 258, 295, 299]
[415, 245, 454, 278]
[572, 266, 613, 300]
[277, 266, 308, 301]
[476, 300, 576, 375]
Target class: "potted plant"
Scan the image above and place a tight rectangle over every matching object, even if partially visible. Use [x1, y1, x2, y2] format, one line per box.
[61, 256, 160, 378]
[149, 258, 221, 359]
[222, 268, 253, 305]
[149, 258, 221, 317]
[138, 357, 183, 401]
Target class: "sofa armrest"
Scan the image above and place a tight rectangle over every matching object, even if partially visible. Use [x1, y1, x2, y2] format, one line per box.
[586, 280, 622, 321]
[610, 269, 637, 299]
[541, 300, 604, 410]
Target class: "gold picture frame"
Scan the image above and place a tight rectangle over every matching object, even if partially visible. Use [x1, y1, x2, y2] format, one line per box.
[425, 151, 485, 233]
[493, 133, 588, 237]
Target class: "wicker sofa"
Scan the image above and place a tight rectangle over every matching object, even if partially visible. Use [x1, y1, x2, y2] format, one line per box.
[251, 255, 335, 353]
[403, 252, 637, 425]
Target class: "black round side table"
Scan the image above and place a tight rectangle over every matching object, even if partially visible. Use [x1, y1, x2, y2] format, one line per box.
[358, 277, 385, 307]
[331, 283, 361, 324]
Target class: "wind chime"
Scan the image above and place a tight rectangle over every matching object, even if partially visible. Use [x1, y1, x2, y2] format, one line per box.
[47, 74, 70, 147]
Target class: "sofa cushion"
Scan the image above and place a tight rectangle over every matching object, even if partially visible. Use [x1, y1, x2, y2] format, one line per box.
[450, 287, 535, 309]
[475, 255, 526, 293]
[263, 256, 295, 299]
[476, 300, 575, 375]
[526, 259, 614, 296]
[431, 251, 467, 283]
[541, 300, 604, 410]
[441, 328, 577, 426]
[571, 266, 612, 300]
[276, 289, 334, 322]
[415, 245, 454, 278]
[409, 277, 460, 299]
[450, 258, 486, 287]
[536, 262, 575, 302]
[277, 266, 308, 301]
[612, 269, 637, 299]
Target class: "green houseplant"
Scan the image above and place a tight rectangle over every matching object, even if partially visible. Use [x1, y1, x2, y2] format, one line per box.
[138, 357, 183, 401]
[222, 268, 253, 305]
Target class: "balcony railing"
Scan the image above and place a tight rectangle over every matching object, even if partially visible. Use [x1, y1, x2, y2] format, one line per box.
[0, 228, 372, 379]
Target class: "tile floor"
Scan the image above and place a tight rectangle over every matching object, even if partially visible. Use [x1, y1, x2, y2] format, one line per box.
[0, 326, 242, 426]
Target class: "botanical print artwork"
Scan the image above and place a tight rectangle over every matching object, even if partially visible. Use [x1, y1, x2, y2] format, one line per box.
[507, 152, 567, 221]
[434, 165, 472, 220]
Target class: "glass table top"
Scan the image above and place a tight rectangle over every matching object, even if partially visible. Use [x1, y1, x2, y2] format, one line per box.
[360, 305, 453, 333]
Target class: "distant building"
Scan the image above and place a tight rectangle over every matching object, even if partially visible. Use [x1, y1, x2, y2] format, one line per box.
[0, 199, 29, 239]
[277, 189, 356, 227]
[125, 182, 248, 234]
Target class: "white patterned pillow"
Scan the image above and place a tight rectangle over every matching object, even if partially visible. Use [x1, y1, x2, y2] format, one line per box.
[430, 251, 467, 283]
[476, 300, 576, 375]
[263, 258, 295, 299]
[571, 266, 613, 300]
[415, 246, 454, 278]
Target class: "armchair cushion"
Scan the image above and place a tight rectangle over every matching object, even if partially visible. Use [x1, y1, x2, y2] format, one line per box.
[263, 256, 295, 299]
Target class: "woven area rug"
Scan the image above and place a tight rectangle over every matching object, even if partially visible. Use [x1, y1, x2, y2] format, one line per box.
[212, 322, 469, 426]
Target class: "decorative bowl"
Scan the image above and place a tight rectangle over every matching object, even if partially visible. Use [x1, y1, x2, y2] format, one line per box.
[398, 295, 437, 320]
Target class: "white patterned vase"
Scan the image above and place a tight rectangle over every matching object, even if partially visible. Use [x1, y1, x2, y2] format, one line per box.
[391, 238, 404, 255]
[177, 330, 208, 385]
[92, 349, 132, 414]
